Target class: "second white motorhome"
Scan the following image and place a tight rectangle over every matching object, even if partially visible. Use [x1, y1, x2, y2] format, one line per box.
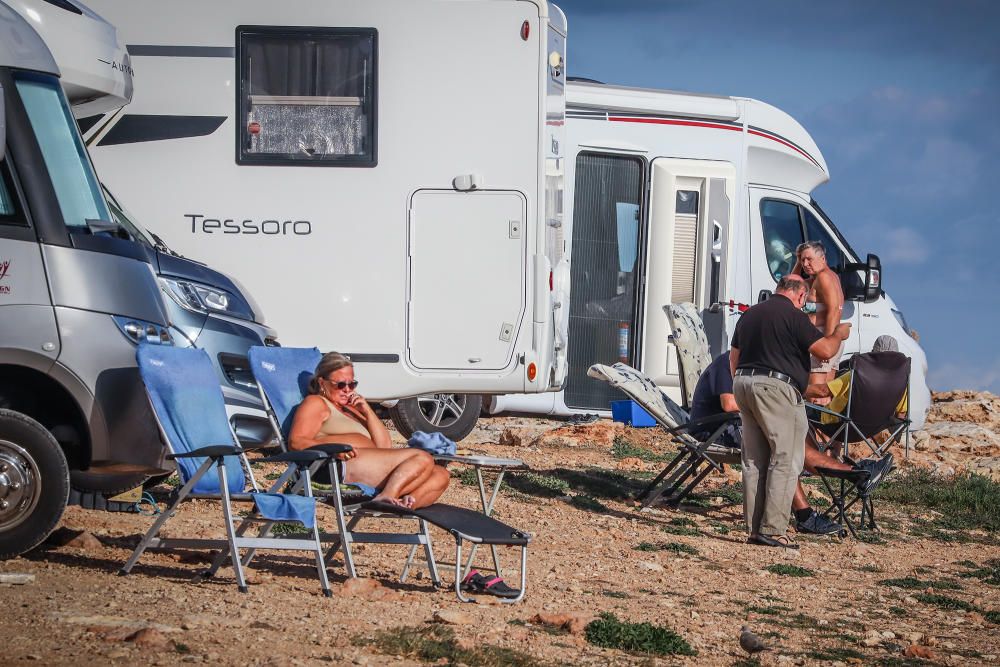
[82, 0, 571, 440]
[491, 80, 931, 429]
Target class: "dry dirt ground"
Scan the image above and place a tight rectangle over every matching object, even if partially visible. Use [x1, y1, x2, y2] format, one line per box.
[1, 394, 999, 666]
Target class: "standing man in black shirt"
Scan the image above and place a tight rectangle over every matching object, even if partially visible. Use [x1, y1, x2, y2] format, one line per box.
[729, 275, 850, 549]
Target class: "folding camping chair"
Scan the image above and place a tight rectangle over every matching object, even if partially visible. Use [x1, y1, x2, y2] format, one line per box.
[247, 346, 532, 603]
[587, 362, 741, 507]
[807, 350, 911, 536]
[121, 345, 340, 595]
[665, 302, 714, 410]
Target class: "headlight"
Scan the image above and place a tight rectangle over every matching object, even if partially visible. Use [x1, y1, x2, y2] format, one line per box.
[159, 277, 242, 318]
[112, 316, 172, 345]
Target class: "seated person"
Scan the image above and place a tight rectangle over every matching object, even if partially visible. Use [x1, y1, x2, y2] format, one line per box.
[288, 352, 450, 509]
[819, 335, 908, 425]
[693, 351, 888, 535]
[688, 350, 740, 447]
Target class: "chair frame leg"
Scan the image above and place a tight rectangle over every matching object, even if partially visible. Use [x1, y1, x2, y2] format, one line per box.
[119, 457, 215, 575]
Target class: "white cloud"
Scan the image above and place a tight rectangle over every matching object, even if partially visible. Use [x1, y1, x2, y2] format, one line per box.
[880, 227, 930, 265]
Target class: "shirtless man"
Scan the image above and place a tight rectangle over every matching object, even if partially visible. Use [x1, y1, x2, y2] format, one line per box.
[794, 241, 846, 385]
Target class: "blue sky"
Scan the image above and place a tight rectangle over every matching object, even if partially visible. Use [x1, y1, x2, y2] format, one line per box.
[558, 0, 1000, 393]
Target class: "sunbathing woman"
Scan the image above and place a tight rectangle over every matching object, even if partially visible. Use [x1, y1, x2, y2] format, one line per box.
[288, 352, 450, 509]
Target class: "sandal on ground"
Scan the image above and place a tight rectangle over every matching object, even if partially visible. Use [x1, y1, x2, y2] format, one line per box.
[460, 569, 521, 598]
[748, 533, 800, 549]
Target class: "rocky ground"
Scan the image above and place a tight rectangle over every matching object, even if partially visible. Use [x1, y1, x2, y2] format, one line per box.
[1, 393, 998, 666]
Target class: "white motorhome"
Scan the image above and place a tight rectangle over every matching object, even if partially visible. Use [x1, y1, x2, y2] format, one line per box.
[491, 80, 931, 429]
[81, 0, 570, 438]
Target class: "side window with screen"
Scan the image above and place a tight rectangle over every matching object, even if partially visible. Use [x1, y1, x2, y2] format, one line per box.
[760, 199, 802, 280]
[237, 28, 377, 166]
[0, 161, 26, 226]
[803, 209, 845, 272]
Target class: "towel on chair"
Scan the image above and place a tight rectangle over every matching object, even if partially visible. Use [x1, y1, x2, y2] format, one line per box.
[408, 431, 457, 456]
[253, 492, 316, 529]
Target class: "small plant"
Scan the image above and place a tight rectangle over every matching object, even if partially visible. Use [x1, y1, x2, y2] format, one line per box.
[985, 610, 1000, 625]
[877, 469, 1000, 533]
[270, 522, 310, 537]
[888, 606, 907, 616]
[806, 647, 866, 661]
[634, 542, 659, 552]
[569, 494, 608, 513]
[955, 559, 1000, 586]
[662, 541, 698, 556]
[359, 625, 547, 667]
[505, 471, 569, 497]
[746, 604, 791, 616]
[611, 435, 672, 463]
[880, 576, 962, 591]
[451, 466, 480, 487]
[709, 521, 730, 534]
[173, 642, 191, 654]
[584, 612, 696, 656]
[662, 525, 700, 537]
[764, 564, 814, 577]
[913, 593, 976, 612]
[602, 590, 630, 599]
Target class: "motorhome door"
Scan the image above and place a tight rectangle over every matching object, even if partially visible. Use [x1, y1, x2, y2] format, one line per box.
[642, 159, 735, 395]
[563, 152, 645, 411]
[750, 188, 860, 358]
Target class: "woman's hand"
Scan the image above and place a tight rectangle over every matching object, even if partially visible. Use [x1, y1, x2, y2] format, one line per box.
[336, 448, 357, 461]
[347, 392, 374, 417]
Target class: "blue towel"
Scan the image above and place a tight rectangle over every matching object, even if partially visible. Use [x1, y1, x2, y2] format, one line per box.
[253, 492, 316, 529]
[407, 431, 456, 456]
[349, 482, 378, 497]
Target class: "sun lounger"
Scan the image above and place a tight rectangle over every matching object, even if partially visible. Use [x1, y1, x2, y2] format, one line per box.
[247, 346, 531, 602]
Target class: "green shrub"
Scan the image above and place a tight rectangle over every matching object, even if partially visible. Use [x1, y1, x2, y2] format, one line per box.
[611, 435, 673, 463]
[764, 564, 814, 577]
[913, 593, 976, 611]
[569, 494, 608, 512]
[880, 576, 962, 590]
[360, 625, 546, 667]
[877, 469, 1000, 532]
[662, 542, 699, 556]
[584, 612, 696, 656]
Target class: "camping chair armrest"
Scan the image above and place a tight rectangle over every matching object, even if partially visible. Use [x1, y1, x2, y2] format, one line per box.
[670, 411, 740, 435]
[260, 450, 331, 464]
[805, 403, 844, 419]
[307, 443, 354, 457]
[167, 445, 244, 460]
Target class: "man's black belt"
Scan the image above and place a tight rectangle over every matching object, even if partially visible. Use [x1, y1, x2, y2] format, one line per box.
[735, 368, 799, 391]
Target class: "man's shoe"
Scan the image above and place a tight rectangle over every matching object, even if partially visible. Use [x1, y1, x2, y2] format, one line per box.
[855, 453, 894, 496]
[797, 510, 843, 536]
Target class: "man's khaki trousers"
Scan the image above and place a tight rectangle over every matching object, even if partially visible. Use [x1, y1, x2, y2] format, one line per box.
[733, 375, 806, 537]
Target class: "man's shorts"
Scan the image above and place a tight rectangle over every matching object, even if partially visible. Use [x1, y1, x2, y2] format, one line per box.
[810, 339, 845, 374]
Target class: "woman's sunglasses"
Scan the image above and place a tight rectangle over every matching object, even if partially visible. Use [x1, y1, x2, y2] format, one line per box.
[324, 378, 359, 391]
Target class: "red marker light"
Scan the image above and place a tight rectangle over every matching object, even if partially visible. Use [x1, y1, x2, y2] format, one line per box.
[521, 20, 530, 41]
[527, 362, 537, 382]
[248, 121, 261, 135]
[549, 270, 553, 291]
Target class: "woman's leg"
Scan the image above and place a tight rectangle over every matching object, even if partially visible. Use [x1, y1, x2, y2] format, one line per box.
[406, 465, 451, 509]
[343, 448, 434, 506]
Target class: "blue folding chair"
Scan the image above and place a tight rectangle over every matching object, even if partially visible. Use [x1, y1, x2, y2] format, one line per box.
[249, 346, 532, 603]
[121, 345, 340, 596]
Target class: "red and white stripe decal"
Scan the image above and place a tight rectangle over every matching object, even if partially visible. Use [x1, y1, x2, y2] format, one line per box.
[603, 114, 820, 168]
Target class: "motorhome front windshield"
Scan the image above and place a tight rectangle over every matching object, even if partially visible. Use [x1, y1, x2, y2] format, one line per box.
[14, 72, 111, 231]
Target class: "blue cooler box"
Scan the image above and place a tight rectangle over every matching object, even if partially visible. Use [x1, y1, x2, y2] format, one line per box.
[610, 400, 657, 428]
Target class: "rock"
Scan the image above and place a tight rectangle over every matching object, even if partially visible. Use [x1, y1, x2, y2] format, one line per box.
[529, 612, 591, 635]
[863, 637, 882, 647]
[638, 561, 663, 572]
[126, 627, 172, 650]
[431, 610, 474, 625]
[904, 645, 939, 660]
[0, 573, 35, 585]
[905, 632, 923, 643]
[498, 429, 522, 447]
[65, 530, 104, 550]
[339, 578, 399, 601]
[966, 611, 986, 625]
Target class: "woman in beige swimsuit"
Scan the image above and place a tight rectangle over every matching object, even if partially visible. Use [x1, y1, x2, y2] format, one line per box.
[288, 352, 449, 509]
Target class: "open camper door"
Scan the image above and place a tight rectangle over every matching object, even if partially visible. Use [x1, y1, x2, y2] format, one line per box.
[642, 159, 735, 390]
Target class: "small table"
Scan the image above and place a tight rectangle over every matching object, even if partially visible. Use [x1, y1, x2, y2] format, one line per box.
[401, 453, 528, 581]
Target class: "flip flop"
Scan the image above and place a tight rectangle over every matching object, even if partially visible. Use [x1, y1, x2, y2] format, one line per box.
[748, 534, 800, 549]
[460, 569, 521, 598]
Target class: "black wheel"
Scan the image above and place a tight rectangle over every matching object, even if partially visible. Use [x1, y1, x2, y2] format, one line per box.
[389, 394, 482, 442]
[0, 409, 70, 559]
[69, 469, 150, 495]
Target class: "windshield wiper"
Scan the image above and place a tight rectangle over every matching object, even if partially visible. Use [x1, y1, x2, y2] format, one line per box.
[148, 231, 183, 257]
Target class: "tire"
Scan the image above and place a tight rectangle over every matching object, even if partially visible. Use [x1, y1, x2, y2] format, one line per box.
[389, 393, 482, 442]
[70, 470, 150, 495]
[0, 409, 70, 559]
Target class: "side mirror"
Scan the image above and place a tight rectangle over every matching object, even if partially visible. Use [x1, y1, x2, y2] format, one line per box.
[0, 83, 6, 161]
[757, 289, 771, 303]
[842, 253, 882, 304]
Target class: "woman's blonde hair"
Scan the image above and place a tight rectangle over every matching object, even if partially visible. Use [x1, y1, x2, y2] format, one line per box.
[307, 352, 353, 395]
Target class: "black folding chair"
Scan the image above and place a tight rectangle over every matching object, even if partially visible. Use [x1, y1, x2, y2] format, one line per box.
[808, 351, 911, 535]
